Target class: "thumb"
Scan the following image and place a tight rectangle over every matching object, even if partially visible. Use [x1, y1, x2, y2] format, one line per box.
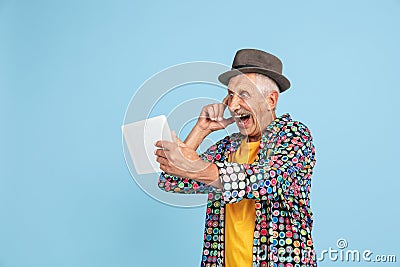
[220, 117, 235, 128]
[222, 95, 229, 106]
[171, 130, 185, 147]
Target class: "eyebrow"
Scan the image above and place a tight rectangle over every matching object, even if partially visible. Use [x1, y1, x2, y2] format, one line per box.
[228, 88, 251, 95]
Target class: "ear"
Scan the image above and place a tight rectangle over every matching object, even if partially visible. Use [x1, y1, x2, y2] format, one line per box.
[266, 91, 279, 111]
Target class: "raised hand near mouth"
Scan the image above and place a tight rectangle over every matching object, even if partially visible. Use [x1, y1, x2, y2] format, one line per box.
[196, 96, 235, 133]
[183, 96, 235, 151]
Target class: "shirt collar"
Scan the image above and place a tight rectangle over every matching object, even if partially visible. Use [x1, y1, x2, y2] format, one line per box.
[263, 113, 292, 135]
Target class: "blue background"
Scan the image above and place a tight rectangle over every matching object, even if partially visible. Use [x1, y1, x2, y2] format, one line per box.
[1, 0, 399, 266]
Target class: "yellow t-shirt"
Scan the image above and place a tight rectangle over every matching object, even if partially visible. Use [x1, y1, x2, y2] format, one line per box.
[224, 139, 260, 267]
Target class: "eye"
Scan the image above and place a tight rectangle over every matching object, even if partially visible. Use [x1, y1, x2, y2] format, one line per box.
[228, 92, 234, 97]
[240, 92, 250, 98]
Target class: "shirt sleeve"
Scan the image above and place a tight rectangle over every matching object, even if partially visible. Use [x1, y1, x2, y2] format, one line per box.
[157, 136, 229, 194]
[157, 173, 213, 194]
[216, 122, 316, 204]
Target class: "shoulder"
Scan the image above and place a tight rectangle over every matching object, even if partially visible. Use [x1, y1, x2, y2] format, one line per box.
[273, 116, 316, 159]
[277, 115, 314, 145]
[290, 120, 312, 137]
[283, 114, 313, 136]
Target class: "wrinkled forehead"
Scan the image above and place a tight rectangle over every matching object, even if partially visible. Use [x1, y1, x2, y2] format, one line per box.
[227, 73, 260, 93]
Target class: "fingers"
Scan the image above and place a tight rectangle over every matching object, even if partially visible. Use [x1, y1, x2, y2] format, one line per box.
[205, 105, 216, 121]
[213, 105, 223, 121]
[155, 149, 169, 170]
[159, 164, 168, 173]
[155, 130, 184, 160]
[154, 148, 166, 158]
[156, 154, 168, 165]
[217, 103, 225, 121]
[222, 95, 230, 106]
[203, 103, 227, 121]
[154, 140, 173, 150]
[155, 131, 184, 161]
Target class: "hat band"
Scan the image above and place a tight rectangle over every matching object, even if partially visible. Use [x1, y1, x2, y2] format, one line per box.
[233, 64, 259, 69]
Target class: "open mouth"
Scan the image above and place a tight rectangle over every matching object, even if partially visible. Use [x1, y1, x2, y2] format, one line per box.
[234, 113, 252, 127]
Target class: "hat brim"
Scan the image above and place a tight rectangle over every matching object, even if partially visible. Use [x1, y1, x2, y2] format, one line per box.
[218, 67, 291, 93]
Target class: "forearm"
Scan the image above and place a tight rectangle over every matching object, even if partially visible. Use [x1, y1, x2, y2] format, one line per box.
[184, 124, 211, 150]
[187, 161, 222, 189]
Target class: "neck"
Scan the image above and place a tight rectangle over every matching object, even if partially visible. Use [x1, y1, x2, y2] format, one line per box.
[246, 136, 261, 142]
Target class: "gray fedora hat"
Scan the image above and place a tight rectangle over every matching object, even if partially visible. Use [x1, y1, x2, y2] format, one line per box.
[218, 48, 291, 92]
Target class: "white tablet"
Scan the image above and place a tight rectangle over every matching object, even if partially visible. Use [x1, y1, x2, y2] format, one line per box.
[122, 115, 173, 174]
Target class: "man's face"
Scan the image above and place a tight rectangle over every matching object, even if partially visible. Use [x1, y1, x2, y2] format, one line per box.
[226, 73, 276, 142]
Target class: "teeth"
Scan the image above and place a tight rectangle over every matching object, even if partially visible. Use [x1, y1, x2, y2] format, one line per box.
[235, 114, 251, 118]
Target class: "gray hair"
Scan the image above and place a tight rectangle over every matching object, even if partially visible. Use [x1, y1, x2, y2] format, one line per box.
[254, 73, 279, 96]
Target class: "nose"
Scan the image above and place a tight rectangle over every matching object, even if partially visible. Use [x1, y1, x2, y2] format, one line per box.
[228, 93, 241, 112]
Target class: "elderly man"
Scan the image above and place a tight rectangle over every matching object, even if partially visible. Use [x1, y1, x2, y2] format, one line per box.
[155, 49, 317, 267]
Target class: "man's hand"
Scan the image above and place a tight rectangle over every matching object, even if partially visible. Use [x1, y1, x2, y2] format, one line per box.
[196, 96, 235, 133]
[155, 132, 221, 187]
[184, 96, 235, 151]
[155, 132, 203, 175]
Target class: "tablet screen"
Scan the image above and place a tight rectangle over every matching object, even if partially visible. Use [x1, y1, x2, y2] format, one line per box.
[122, 115, 172, 174]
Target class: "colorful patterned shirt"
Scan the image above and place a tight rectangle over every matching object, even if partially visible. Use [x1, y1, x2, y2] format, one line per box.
[158, 113, 317, 267]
